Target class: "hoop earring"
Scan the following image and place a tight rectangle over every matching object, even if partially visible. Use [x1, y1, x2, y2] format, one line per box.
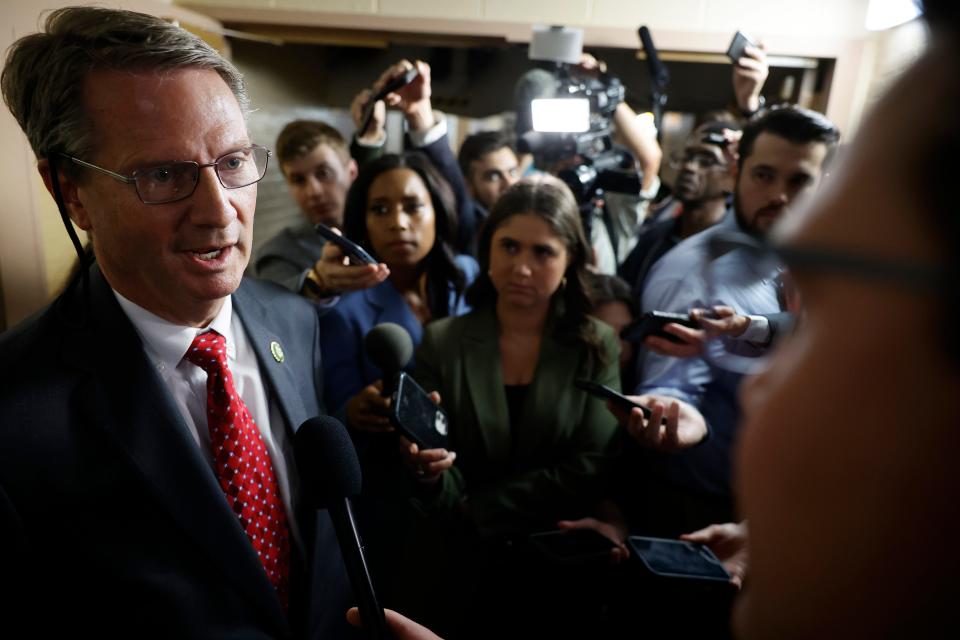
[560, 276, 567, 290]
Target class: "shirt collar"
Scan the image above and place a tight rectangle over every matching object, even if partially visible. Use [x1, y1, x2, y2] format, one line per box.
[113, 291, 236, 369]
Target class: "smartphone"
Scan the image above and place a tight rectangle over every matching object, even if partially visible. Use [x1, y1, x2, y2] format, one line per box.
[726, 30, 756, 64]
[529, 528, 615, 564]
[358, 67, 420, 137]
[314, 222, 378, 266]
[628, 536, 731, 583]
[620, 311, 699, 344]
[574, 380, 650, 417]
[390, 372, 449, 450]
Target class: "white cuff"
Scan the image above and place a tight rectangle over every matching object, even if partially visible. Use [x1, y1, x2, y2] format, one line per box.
[407, 112, 447, 148]
[739, 314, 771, 344]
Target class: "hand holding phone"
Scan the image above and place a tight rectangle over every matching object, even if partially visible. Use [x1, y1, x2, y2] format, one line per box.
[358, 67, 420, 137]
[315, 222, 378, 266]
[529, 528, 616, 564]
[726, 30, 756, 63]
[628, 536, 732, 584]
[575, 380, 657, 420]
[390, 372, 449, 450]
[621, 311, 701, 345]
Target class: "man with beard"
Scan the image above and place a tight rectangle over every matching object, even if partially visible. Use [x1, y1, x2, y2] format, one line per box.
[619, 121, 738, 295]
[629, 105, 839, 535]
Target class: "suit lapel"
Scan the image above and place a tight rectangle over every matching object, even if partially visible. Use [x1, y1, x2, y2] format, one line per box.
[233, 283, 309, 435]
[65, 270, 288, 634]
[461, 308, 511, 463]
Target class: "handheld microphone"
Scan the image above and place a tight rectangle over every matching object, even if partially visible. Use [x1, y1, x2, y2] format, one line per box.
[364, 323, 414, 398]
[295, 416, 391, 639]
[638, 25, 669, 137]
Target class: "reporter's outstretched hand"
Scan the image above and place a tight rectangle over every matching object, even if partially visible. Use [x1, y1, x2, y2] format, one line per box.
[644, 322, 705, 358]
[608, 394, 708, 451]
[350, 87, 386, 145]
[346, 607, 443, 639]
[345, 380, 394, 433]
[691, 305, 750, 338]
[311, 230, 389, 294]
[680, 521, 749, 587]
[556, 516, 629, 563]
[733, 42, 769, 115]
[373, 59, 434, 131]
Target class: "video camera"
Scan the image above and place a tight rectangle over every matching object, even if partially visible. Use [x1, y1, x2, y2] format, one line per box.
[516, 26, 641, 206]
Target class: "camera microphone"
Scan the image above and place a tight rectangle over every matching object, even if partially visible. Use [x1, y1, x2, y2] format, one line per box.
[295, 415, 391, 639]
[364, 323, 414, 398]
[638, 26, 670, 89]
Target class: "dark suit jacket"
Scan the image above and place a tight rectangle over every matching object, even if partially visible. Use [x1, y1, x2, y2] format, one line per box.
[412, 305, 621, 536]
[254, 218, 326, 293]
[0, 267, 355, 639]
[412, 134, 485, 255]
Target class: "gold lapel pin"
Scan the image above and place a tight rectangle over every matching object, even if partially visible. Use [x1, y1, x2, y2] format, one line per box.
[270, 341, 285, 363]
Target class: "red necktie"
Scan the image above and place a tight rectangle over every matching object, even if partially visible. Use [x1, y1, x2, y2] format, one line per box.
[185, 330, 290, 608]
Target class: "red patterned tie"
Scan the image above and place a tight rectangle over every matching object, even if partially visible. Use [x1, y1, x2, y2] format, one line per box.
[185, 330, 290, 608]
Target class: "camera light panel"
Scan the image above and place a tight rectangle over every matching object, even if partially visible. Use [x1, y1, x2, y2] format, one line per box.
[531, 98, 590, 133]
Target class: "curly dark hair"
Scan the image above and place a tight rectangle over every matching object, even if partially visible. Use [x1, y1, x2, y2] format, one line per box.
[467, 174, 607, 362]
[342, 151, 466, 319]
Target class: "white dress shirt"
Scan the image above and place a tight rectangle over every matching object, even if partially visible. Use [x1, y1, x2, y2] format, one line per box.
[113, 291, 299, 533]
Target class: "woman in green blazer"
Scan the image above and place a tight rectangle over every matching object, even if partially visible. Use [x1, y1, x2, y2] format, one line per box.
[392, 175, 624, 636]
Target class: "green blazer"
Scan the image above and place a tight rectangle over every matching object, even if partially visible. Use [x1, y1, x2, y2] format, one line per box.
[413, 304, 621, 536]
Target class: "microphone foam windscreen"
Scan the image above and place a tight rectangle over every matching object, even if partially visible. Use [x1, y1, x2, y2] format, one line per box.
[364, 322, 414, 375]
[513, 68, 558, 135]
[295, 415, 362, 507]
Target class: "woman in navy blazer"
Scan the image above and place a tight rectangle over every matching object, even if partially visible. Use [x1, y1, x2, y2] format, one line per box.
[318, 151, 478, 421]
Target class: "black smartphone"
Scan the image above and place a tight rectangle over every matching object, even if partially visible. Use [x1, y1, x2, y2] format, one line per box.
[358, 67, 420, 136]
[314, 222, 378, 266]
[529, 528, 615, 564]
[620, 311, 699, 344]
[726, 30, 756, 64]
[574, 379, 671, 426]
[574, 380, 651, 417]
[628, 536, 731, 583]
[390, 372, 449, 450]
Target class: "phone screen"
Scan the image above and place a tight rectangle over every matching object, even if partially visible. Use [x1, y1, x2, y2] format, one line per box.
[391, 372, 448, 450]
[628, 537, 730, 582]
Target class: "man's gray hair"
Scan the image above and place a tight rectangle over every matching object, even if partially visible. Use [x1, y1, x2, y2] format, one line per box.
[1, 6, 248, 169]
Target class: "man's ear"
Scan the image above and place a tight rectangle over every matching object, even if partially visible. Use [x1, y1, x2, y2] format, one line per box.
[347, 158, 358, 182]
[38, 158, 92, 230]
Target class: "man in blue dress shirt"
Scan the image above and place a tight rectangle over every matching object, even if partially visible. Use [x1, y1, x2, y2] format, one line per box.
[633, 105, 839, 534]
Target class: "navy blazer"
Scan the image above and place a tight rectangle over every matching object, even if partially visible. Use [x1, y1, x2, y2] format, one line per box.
[319, 254, 478, 415]
[0, 267, 356, 639]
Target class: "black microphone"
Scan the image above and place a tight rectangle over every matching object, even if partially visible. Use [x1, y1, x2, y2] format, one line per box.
[638, 26, 670, 89]
[295, 416, 391, 639]
[364, 323, 414, 398]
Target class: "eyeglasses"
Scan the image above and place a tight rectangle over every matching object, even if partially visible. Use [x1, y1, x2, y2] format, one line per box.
[707, 231, 945, 292]
[668, 150, 726, 170]
[62, 144, 271, 204]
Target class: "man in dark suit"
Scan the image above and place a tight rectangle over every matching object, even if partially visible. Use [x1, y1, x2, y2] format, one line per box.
[0, 7, 382, 638]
